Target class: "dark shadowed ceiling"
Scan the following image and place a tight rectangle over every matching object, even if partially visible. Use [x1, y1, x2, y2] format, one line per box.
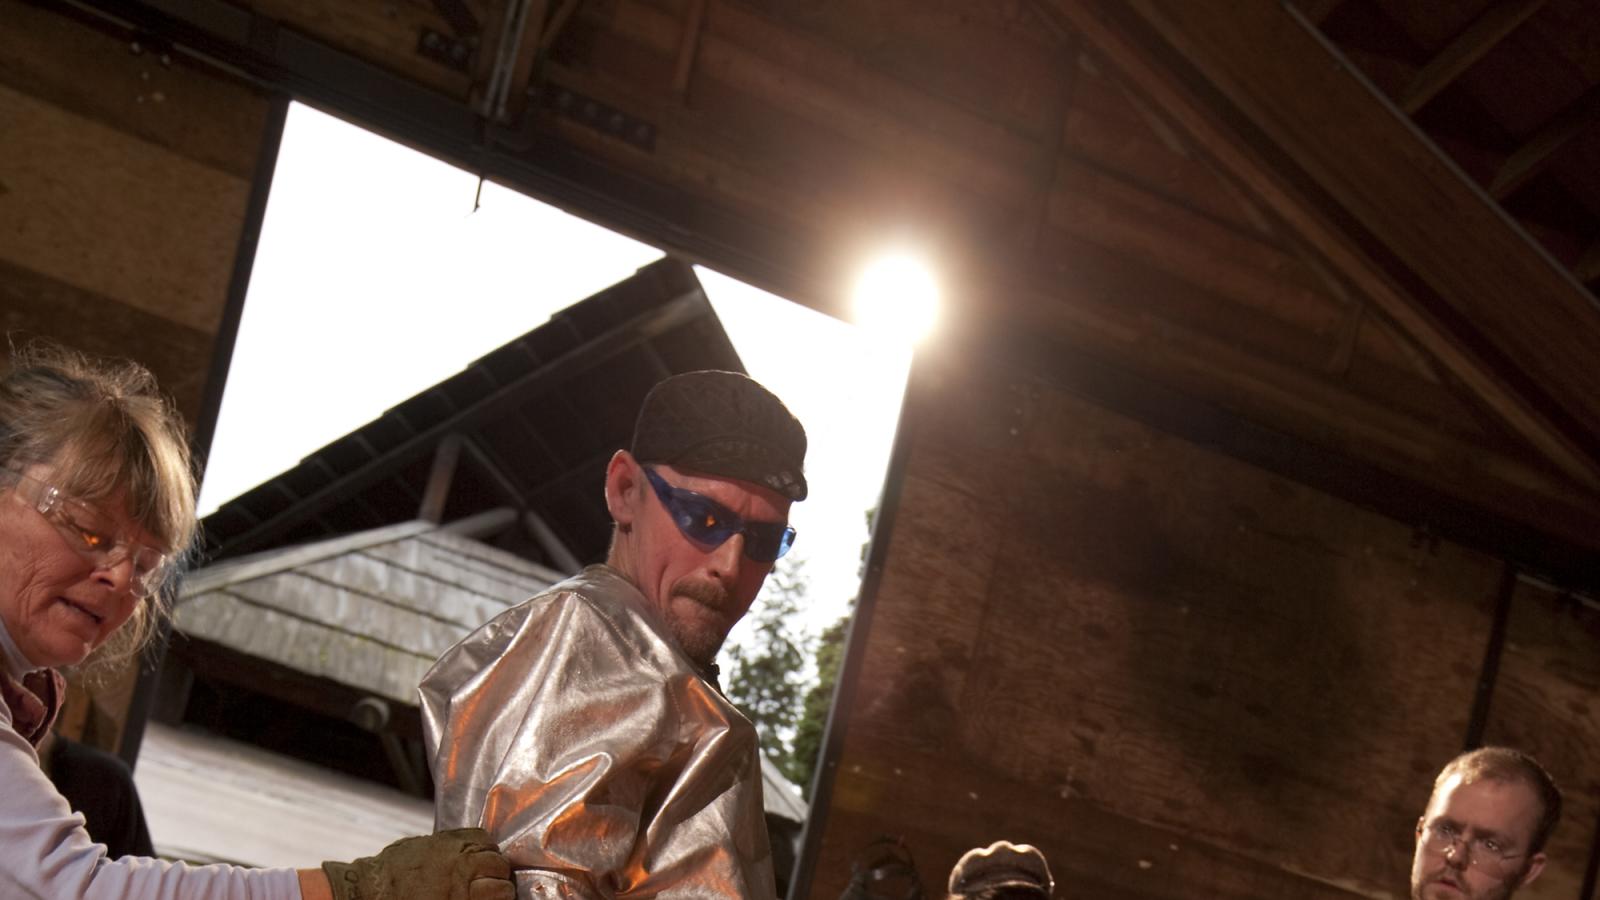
[49, 0, 1600, 575]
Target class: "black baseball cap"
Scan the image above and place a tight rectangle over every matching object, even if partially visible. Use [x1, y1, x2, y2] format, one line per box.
[630, 370, 808, 501]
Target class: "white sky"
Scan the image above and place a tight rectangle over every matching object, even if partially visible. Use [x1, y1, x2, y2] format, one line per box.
[200, 102, 912, 640]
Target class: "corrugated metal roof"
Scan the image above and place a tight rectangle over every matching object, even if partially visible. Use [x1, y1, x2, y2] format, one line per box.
[760, 756, 808, 822]
[177, 511, 563, 706]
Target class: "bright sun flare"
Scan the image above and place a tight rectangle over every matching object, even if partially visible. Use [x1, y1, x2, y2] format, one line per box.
[851, 253, 940, 344]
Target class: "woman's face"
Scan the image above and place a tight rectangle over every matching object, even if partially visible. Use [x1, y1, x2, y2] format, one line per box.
[0, 465, 156, 670]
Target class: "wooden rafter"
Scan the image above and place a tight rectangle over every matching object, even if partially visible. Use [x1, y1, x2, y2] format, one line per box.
[673, 0, 708, 96]
[469, 0, 510, 113]
[1291, 0, 1343, 26]
[428, 0, 481, 38]
[475, 0, 558, 121]
[1029, 38, 1078, 249]
[1326, 299, 1365, 378]
[1489, 82, 1600, 200]
[1035, 0, 1600, 491]
[539, 0, 581, 54]
[1575, 240, 1600, 284]
[418, 433, 464, 523]
[1398, 0, 1545, 115]
[500, 0, 549, 121]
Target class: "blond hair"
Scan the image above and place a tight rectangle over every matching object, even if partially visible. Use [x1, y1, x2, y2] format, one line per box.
[0, 339, 198, 672]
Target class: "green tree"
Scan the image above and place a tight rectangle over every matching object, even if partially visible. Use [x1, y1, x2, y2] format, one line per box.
[789, 507, 873, 793]
[725, 557, 809, 776]
[727, 508, 873, 792]
[789, 607, 851, 797]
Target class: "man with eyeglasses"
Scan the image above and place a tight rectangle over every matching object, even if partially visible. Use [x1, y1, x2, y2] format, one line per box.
[1411, 747, 1562, 900]
[421, 370, 807, 900]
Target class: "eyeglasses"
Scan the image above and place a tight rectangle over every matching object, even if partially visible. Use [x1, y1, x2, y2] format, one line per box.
[5, 470, 174, 598]
[1420, 821, 1527, 878]
[642, 467, 796, 563]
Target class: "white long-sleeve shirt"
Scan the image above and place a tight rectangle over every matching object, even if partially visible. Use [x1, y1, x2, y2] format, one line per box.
[0, 618, 300, 899]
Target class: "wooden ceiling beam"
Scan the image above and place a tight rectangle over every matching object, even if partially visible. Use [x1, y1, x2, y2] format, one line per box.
[1290, 0, 1343, 26]
[500, 0, 548, 121]
[539, 0, 581, 54]
[1489, 82, 1600, 200]
[418, 433, 464, 524]
[1574, 240, 1600, 285]
[673, 0, 708, 96]
[1047, 154, 1337, 334]
[469, 0, 510, 113]
[235, 0, 471, 99]
[1036, 0, 1600, 492]
[1398, 0, 1546, 115]
[428, 0, 481, 39]
[591, 0, 1045, 200]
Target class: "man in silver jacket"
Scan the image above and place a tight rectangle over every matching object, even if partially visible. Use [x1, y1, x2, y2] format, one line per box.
[421, 370, 808, 900]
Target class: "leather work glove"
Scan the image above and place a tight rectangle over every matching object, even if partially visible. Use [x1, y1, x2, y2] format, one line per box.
[322, 828, 514, 900]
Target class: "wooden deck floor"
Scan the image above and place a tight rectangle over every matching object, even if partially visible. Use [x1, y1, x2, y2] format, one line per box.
[133, 721, 433, 867]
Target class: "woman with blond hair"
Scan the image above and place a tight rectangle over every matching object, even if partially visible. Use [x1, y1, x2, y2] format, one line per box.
[0, 340, 513, 900]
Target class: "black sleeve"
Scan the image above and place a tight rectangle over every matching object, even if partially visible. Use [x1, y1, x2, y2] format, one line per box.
[47, 735, 156, 859]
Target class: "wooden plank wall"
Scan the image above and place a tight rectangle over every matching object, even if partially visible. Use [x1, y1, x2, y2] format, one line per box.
[809, 353, 1597, 900]
[1482, 580, 1600, 899]
[0, 0, 275, 749]
[0, 0, 270, 421]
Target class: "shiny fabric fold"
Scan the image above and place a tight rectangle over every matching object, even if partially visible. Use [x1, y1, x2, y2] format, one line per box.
[421, 566, 775, 900]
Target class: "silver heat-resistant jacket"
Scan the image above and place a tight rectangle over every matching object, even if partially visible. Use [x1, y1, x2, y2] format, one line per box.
[420, 565, 776, 900]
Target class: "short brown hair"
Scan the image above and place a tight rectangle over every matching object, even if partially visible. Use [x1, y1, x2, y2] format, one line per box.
[0, 339, 198, 671]
[1435, 746, 1563, 854]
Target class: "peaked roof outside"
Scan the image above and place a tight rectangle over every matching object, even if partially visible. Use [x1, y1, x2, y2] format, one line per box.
[200, 256, 744, 568]
[178, 510, 561, 706]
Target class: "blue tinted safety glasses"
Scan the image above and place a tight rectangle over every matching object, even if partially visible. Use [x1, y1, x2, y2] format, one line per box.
[643, 467, 796, 562]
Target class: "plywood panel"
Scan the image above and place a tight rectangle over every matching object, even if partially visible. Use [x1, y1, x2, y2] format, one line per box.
[0, 259, 214, 420]
[813, 361, 1539, 900]
[0, 84, 250, 333]
[0, 0, 270, 179]
[1064, 64, 1260, 234]
[1047, 155, 1339, 337]
[237, 0, 473, 100]
[698, 0, 1065, 144]
[553, 10, 1037, 237]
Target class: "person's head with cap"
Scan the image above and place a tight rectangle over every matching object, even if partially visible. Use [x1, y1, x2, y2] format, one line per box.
[604, 370, 807, 669]
[947, 841, 1055, 900]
